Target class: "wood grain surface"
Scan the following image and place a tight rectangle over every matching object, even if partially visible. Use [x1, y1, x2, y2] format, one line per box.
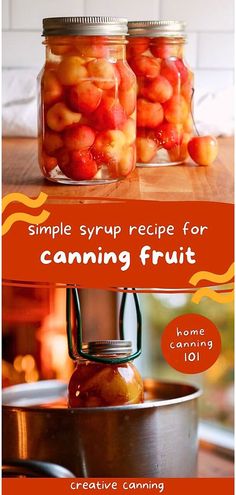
[198, 447, 234, 477]
[2, 137, 234, 203]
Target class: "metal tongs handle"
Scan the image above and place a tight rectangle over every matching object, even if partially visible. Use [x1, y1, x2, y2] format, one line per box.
[66, 288, 142, 364]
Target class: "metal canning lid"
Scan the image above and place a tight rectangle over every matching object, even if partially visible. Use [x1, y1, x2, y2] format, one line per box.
[42, 16, 128, 37]
[128, 20, 186, 38]
[83, 340, 133, 356]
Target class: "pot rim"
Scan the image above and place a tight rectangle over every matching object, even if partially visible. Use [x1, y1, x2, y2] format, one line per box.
[2, 378, 202, 412]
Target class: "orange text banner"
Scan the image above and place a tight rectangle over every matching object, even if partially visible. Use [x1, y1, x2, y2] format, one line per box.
[2, 478, 234, 495]
[2, 200, 233, 289]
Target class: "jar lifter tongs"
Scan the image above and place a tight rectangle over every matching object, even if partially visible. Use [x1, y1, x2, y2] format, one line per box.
[66, 288, 142, 364]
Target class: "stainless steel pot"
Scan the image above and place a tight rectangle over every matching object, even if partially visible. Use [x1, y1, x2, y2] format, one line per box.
[2, 379, 201, 478]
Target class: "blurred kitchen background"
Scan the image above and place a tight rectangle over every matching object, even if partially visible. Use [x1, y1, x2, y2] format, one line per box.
[2, 286, 233, 435]
[2, 0, 234, 137]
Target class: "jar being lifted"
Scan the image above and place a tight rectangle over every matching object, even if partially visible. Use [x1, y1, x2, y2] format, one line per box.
[68, 341, 144, 407]
[127, 20, 194, 167]
[38, 17, 137, 184]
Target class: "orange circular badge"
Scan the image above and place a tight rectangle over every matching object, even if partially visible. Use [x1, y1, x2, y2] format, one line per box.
[161, 313, 221, 374]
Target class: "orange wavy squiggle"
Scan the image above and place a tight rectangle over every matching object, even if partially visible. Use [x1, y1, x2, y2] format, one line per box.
[2, 210, 50, 236]
[189, 263, 234, 286]
[192, 287, 234, 304]
[2, 192, 48, 213]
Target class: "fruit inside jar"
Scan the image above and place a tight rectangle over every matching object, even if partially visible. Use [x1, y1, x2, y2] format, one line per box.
[127, 21, 194, 166]
[38, 17, 136, 184]
[68, 341, 144, 407]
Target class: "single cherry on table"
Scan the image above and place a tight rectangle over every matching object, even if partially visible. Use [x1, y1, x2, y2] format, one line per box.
[188, 136, 218, 166]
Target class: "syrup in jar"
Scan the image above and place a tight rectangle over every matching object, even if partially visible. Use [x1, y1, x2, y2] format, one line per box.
[127, 20, 194, 166]
[38, 17, 136, 184]
[68, 340, 144, 407]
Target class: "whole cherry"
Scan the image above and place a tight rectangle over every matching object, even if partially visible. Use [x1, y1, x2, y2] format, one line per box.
[188, 136, 218, 166]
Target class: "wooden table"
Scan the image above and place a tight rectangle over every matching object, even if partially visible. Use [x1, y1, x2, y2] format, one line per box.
[2, 137, 234, 203]
[198, 446, 234, 477]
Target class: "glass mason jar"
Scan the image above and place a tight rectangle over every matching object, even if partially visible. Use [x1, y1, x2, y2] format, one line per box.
[38, 17, 137, 184]
[68, 340, 144, 407]
[127, 21, 194, 167]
